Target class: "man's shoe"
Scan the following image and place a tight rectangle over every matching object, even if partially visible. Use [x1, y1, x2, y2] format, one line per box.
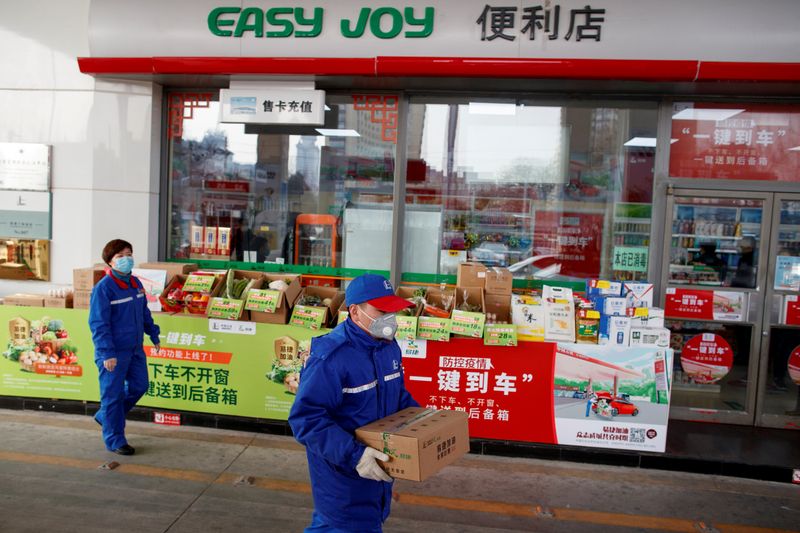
[112, 445, 135, 456]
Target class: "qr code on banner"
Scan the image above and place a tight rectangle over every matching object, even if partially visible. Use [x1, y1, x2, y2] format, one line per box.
[630, 429, 645, 443]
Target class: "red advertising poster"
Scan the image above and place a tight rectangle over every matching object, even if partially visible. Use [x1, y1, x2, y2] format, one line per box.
[669, 103, 800, 182]
[784, 296, 800, 326]
[204, 180, 250, 193]
[154, 412, 181, 426]
[789, 346, 800, 386]
[680, 333, 734, 384]
[400, 338, 674, 452]
[532, 211, 604, 278]
[664, 288, 714, 320]
[401, 338, 556, 443]
[665, 288, 746, 322]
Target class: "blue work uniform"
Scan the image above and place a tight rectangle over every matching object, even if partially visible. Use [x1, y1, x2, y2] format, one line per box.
[88, 271, 160, 451]
[288, 319, 419, 532]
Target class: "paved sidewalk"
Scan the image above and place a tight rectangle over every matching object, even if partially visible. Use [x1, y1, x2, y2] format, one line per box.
[0, 409, 797, 533]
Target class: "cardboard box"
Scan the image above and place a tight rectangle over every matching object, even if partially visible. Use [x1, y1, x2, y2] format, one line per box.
[623, 282, 654, 309]
[44, 294, 74, 309]
[138, 262, 198, 279]
[3, 294, 45, 307]
[627, 307, 665, 328]
[599, 315, 631, 346]
[73, 290, 92, 309]
[511, 294, 544, 341]
[73, 267, 106, 291]
[484, 292, 511, 324]
[454, 286, 485, 314]
[250, 273, 302, 324]
[586, 279, 623, 298]
[456, 262, 487, 288]
[485, 267, 513, 294]
[422, 286, 455, 318]
[294, 285, 344, 327]
[159, 273, 223, 314]
[355, 407, 469, 482]
[593, 296, 627, 316]
[629, 327, 670, 348]
[395, 287, 424, 316]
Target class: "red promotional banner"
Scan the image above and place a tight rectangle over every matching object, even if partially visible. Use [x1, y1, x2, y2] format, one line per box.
[784, 297, 800, 326]
[664, 288, 714, 320]
[533, 211, 604, 278]
[680, 334, 733, 384]
[145, 346, 233, 365]
[402, 338, 556, 443]
[204, 180, 250, 193]
[669, 103, 800, 182]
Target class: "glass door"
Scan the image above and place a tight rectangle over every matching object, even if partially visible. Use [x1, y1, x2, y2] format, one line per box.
[758, 194, 800, 429]
[661, 189, 773, 424]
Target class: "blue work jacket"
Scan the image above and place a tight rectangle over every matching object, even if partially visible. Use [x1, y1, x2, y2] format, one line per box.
[88, 272, 160, 361]
[288, 319, 419, 531]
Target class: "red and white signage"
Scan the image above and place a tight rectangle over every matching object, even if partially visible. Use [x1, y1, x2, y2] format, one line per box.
[670, 103, 800, 182]
[402, 338, 673, 452]
[680, 333, 733, 384]
[533, 211, 604, 278]
[154, 412, 181, 426]
[789, 346, 800, 386]
[204, 180, 250, 193]
[665, 288, 746, 322]
[783, 296, 800, 326]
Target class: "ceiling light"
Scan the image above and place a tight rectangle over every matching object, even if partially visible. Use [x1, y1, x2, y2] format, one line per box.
[623, 137, 678, 148]
[672, 108, 746, 121]
[315, 129, 360, 137]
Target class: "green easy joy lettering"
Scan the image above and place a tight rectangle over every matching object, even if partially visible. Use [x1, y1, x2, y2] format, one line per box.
[208, 6, 434, 39]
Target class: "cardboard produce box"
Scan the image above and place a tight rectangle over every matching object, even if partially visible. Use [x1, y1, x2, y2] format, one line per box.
[454, 286, 485, 313]
[248, 273, 302, 324]
[44, 294, 74, 309]
[484, 292, 511, 324]
[456, 262, 487, 288]
[291, 286, 344, 328]
[138, 262, 198, 279]
[159, 273, 223, 315]
[355, 407, 469, 482]
[485, 267, 513, 294]
[420, 286, 455, 318]
[73, 290, 92, 309]
[73, 267, 106, 291]
[3, 294, 45, 307]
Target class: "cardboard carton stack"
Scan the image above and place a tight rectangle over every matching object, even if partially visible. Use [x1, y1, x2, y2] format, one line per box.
[73, 266, 107, 309]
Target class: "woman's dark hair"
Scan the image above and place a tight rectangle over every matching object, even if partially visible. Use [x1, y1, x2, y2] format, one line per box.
[102, 239, 133, 265]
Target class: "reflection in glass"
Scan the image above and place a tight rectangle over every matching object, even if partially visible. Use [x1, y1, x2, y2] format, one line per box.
[403, 101, 658, 281]
[166, 95, 396, 269]
[668, 320, 752, 412]
[668, 197, 762, 287]
[0, 239, 49, 281]
[764, 329, 800, 417]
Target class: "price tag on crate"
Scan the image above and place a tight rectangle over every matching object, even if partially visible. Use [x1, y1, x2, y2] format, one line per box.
[450, 310, 486, 338]
[417, 317, 451, 342]
[290, 305, 327, 330]
[395, 316, 418, 341]
[245, 289, 280, 313]
[183, 274, 215, 293]
[484, 324, 518, 346]
[206, 298, 243, 320]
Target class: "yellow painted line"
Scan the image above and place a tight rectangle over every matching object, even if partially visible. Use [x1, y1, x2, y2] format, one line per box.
[0, 449, 795, 533]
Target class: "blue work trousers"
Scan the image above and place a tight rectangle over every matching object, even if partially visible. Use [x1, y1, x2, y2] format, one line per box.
[95, 348, 149, 450]
[304, 512, 382, 533]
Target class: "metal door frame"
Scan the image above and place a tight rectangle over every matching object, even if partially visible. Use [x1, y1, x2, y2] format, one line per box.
[661, 187, 775, 425]
[757, 192, 800, 430]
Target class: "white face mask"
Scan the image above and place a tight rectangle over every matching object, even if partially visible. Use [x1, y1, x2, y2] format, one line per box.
[358, 306, 398, 340]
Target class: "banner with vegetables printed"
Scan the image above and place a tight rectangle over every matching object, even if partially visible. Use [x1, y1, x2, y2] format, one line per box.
[0, 307, 325, 419]
[3, 310, 97, 400]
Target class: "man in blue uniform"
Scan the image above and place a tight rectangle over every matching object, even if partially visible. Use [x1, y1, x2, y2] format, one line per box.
[289, 274, 419, 532]
[88, 239, 160, 455]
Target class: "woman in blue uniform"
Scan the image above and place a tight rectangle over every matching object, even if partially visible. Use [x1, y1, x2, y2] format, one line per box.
[88, 239, 160, 455]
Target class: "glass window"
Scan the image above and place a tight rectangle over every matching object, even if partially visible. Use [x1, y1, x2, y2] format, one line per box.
[166, 92, 397, 272]
[669, 102, 800, 182]
[402, 99, 658, 284]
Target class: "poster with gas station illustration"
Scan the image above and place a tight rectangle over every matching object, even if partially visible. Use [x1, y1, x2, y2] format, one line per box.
[553, 344, 673, 452]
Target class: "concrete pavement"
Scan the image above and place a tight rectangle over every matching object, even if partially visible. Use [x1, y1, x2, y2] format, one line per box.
[0, 409, 797, 532]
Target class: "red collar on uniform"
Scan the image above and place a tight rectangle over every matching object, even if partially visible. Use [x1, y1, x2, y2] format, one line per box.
[108, 269, 140, 290]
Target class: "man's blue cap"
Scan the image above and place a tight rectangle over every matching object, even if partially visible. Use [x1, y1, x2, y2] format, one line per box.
[346, 274, 413, 312]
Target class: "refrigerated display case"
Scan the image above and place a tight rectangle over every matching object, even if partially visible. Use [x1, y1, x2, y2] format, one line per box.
[667, 198, 763, 287]
[294, 214, 338, 268]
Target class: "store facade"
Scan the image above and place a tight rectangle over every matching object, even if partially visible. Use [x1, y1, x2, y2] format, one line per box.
[2, 0, 800, 456]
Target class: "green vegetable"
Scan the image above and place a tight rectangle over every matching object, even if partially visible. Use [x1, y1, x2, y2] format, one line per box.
[225, 270, 235, 299]
[266, 359, 303, 384]
[297, 295, 322, 307]
[42, 331, 57, 341]
[47, 320, 64, 332]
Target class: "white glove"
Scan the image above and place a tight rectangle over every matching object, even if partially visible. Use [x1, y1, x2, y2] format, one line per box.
[356, 447, 392, 482]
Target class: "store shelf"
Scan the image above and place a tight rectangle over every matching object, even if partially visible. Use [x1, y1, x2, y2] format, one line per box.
[673, 234, 743, 240]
